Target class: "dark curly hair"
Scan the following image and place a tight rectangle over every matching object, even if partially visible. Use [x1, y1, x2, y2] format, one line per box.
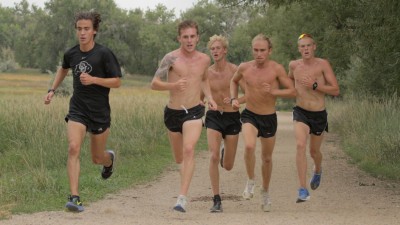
[74, 11, 101, 38]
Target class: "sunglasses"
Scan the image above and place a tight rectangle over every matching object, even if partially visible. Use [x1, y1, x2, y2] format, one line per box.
[298, 33, 313, 40]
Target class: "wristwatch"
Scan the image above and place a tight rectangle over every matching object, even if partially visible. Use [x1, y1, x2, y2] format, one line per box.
[230, 97, 236, 104]
[48, 88, 56, 93]
[312, 82, 318, 90]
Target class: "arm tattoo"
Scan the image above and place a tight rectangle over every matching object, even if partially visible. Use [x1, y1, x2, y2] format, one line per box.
[154, 55, 177, 79]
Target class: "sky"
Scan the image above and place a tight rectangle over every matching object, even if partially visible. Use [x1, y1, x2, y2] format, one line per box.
[1, 0, 199, 15]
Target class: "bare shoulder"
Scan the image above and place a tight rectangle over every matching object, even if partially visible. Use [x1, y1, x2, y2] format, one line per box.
[288, 59, 302, 70]
[270, 60, 285, 71]
[199, 51, 211, 63]
[228, 62, 238, 72]
[161, 50, 179, 64]
[317, 58, 332, 67]
[238, 61, 252, 71]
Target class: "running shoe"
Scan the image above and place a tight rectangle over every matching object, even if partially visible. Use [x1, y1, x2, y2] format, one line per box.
[220, 143, 225, 168]
[173, 195, 187, 213]
[296, 187, 310, 203]
[101, 150, 115, 179]
[65, 195, 84, 212]
[210, 195, 223, 213]
[310, 170, 322, 190]
[242, 179, 255, 200]
[260, 189, 271, 212]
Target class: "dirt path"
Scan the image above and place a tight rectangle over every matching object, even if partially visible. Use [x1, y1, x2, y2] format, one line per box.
[2, 112, 399, 225]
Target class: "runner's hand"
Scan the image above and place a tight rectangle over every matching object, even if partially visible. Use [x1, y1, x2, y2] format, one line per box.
[208, 98, 218, 111]
[44, 92, 54, 105]
[175, 78, 188, 91]
[223, 96, 231, 105]
[298, 74, 314, 88]
[80, 72, 95, 85]
[231, 99, 240, 110]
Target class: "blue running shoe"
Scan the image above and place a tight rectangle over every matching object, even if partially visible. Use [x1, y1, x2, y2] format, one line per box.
[65, 195, 84, 212]
[296, 188, 310, 203]
[310, 171, 322, 190]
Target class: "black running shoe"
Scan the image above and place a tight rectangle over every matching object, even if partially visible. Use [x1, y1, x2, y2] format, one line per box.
[65, 195, 84, 212]
[101, 150, 115, 179]
[210, 196, 223, 213]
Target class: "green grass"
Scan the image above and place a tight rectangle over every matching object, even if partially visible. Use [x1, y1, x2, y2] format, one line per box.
[328, 94, 400, 180]
[0, 73, 207, 217]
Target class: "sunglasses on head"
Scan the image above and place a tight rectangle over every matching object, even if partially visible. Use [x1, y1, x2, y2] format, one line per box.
[298, 33, 313, 40]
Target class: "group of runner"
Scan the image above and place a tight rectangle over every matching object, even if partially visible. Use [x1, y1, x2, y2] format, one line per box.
[44, 11, 339, 213]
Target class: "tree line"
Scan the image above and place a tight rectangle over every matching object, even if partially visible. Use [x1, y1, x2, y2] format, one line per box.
[0, 0, 399, 97]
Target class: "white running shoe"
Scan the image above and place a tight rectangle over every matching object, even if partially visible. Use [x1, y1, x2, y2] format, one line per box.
[260, 189, 271, 212]
[173, 195, 187, 212]
[242, 179, 255, 200]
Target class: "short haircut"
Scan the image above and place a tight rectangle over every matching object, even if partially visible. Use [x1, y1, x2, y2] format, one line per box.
[177, 20, 198, 35]
[207, 35, 229, 50]
[74, 11, 102, 38]
[297, 33, 315, 44]
[252, 34, 272, 49]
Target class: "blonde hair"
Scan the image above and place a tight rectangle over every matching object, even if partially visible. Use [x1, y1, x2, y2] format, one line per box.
[207, 35, 229, 50]
[252, 34, 272, 49]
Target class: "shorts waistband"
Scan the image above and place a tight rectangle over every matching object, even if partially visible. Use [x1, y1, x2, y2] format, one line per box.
[244, 108, 276, 117]
[165, 104, 204, 112]
[294, 106, 326, 114]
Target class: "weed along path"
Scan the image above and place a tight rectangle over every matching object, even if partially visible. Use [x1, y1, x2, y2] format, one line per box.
[2, 112, 399, 225]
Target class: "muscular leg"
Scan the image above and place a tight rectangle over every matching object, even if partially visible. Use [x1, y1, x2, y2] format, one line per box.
[310, 133, 324, 174]
[294, 121, 310, 188]
[90, 128, 111, 166]
[260, 136, 276, 192]
[167, 130, 185, 197]
[222, 134, 239, 171]
[67, 121, 86, 196]
[242, 123, 258, 180]
[168, 131, 183, 164]
[179, 119, 203, 196]
[207, 129, 223, 196]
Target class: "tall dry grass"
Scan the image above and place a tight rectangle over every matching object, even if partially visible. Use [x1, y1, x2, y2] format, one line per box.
[329, 94, 400, 179]
[0, 74, 204, 214]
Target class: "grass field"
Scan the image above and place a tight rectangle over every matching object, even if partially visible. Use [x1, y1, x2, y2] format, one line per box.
[0, 71, 207, 218]
[1, 70, 398, 218]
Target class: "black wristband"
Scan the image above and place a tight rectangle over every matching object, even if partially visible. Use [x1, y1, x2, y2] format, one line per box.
[312, 82, 318, 90]
[230, 97, 236, 104]
[48, 89, 56, 93]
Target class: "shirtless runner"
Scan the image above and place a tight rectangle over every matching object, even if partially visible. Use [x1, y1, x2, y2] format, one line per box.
[230, 34, 296, 212]
[150, 20, 217, 213]
[288, 33, 339, 203]
[205, 35, 245, 213]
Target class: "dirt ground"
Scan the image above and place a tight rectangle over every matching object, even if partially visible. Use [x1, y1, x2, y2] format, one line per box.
[2, 112, 399, 225]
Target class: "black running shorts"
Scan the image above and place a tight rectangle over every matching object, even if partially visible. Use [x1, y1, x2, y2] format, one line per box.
[240, 108, 277, 138]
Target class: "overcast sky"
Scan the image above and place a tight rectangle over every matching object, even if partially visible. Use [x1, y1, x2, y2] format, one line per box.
[1, 0, 199, 15]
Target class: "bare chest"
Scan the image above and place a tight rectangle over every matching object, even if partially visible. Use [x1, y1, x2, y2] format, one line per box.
[169, 58, 206, 81]
[243, 67, 277, 87]
[293, 63, 324, 81]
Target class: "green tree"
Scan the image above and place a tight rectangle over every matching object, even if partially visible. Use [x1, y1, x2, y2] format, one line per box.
[139, 4, 177, 75]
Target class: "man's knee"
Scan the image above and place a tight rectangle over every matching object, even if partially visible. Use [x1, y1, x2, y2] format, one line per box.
[68, 142, 81, 156]
[244, 144, 256, 153]
[183, 145, 195, 158]
[224, 162, 234, 171]
[210, 150, 220, 163]
[296, 141, 307, 152]
[261, 155, 272, 165]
